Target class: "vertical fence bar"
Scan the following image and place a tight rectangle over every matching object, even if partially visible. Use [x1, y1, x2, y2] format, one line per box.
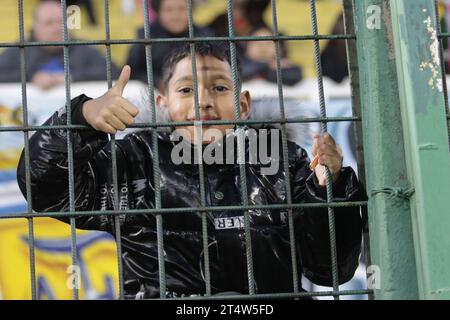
[308, 0, 340, 299]
[142, 0, 166, 298]
[226, 0, 255, 295]
[354, 0, 419, 299]
[61, 0, 79, 300]
[186, 0, 212, 296]
[103, 0, 125, 300]
[18, 0, 37, 300]
[390, 0, 450, 300]
[269, 0, 299, 294]
[342, 0, 372, 299]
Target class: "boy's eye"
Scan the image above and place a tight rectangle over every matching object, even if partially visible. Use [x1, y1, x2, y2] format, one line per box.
[214, 85, 228, 92]
[178, 87, 193, 94]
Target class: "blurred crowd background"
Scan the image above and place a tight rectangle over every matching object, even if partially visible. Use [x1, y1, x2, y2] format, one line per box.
[0, 0, 448, 300]
[0, 0, 348, 89]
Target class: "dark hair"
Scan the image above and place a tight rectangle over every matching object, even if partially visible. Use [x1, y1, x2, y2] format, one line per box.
[161, 42, 242, 91]
[150, 0, 162, 13]
[244, 0, 270, 27]
[151, 0, 194, 13]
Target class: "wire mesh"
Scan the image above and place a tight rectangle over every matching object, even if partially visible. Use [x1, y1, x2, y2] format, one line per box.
[2, 0, 373, 300]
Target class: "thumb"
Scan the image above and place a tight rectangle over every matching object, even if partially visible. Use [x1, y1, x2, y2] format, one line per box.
[112, 65, 131, 95]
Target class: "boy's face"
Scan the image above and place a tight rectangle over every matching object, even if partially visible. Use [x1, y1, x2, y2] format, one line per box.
[159, 0, 189, 34]
[157, 55, 251, 144]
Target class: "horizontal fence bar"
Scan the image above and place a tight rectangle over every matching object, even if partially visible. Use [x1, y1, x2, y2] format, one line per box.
[0, 202, 368, 220]
[149, 289, 373, 300]
[0, 34, 356, 49]
[0, 117, 362, 132]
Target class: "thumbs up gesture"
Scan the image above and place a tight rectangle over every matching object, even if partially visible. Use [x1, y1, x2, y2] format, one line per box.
[82, 65, 139, 134]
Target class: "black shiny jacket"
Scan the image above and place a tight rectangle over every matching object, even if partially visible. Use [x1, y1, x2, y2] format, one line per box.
[17, 95, 363, 299]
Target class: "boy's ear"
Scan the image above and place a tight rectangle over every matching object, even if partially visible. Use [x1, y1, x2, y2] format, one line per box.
[156, 94, 167, 108]
[240, 90, 252, 119]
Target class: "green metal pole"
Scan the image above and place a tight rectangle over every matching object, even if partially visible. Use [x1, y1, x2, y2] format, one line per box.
[354, 0, 419, 299]
[390, 0, 450, 300]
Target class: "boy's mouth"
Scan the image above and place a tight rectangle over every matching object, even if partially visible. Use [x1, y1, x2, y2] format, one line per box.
[187, 115, 220, 122]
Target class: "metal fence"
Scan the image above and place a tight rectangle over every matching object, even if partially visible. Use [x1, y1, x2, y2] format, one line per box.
[0, 0, 449, 300]
[355, 0, 450, 300]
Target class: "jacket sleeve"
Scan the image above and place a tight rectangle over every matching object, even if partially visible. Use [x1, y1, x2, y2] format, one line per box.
[291, 146, 363, 287]
[16, 94, 129, 232]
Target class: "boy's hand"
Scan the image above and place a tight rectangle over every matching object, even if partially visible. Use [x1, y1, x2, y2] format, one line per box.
[82, 65, 139, 134]
[311, 133, 343, 186]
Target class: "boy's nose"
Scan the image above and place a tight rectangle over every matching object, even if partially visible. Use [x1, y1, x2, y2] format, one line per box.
[198, 88, 213, 109]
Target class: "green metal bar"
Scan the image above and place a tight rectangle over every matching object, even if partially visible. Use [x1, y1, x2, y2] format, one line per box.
[342, 0, 373, 299]
[0, 201, 369, 220]
[0, 35, 356, 48]
[151, 289, 374, 301]
[309, 0, 340, 299]
[270, 0, 300, 294]
[354, 0, 419, 299]
[0, 116, 362, 132]
[61, 0, 79, 301]
[103, 0, 125, 300]
[142, 0, 166, 299]
[390, 0, 450, 300]
[186, 0, 212, 297]
[226, 0, 255, 295]
[18, 0, 37, 301]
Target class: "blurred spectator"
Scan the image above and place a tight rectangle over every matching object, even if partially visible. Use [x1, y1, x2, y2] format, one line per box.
[241, 25, 303, 86]
[126, 0, 214, 90]
[320, 14, 349, 83]
[0, 0, 118, 90]
[208, 0, 270, 38]
[133, 0, 158, 23]
[66, 0, 97, 26]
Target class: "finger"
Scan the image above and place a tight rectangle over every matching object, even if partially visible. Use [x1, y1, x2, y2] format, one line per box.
[318, 153, 341, 163]
[318, 155, 331, 168]
[106, 115, 127, 131]
[112, 65, 131, 96]
[117, 97, 139, 117]
[311, 134, 322, 156]
[318, 154, 342, 171]
[323, 133, 336, 146]
[112, 104, 135, 126]
[311, 139, 319, 157]
[98, 122, 117, 135]
[318, 152, 342, 166]
[309, 154, 320, 170]
[318, 143, 337, 154]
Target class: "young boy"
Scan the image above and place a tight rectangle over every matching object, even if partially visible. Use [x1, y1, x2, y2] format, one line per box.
[17, 42, 363, 299]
